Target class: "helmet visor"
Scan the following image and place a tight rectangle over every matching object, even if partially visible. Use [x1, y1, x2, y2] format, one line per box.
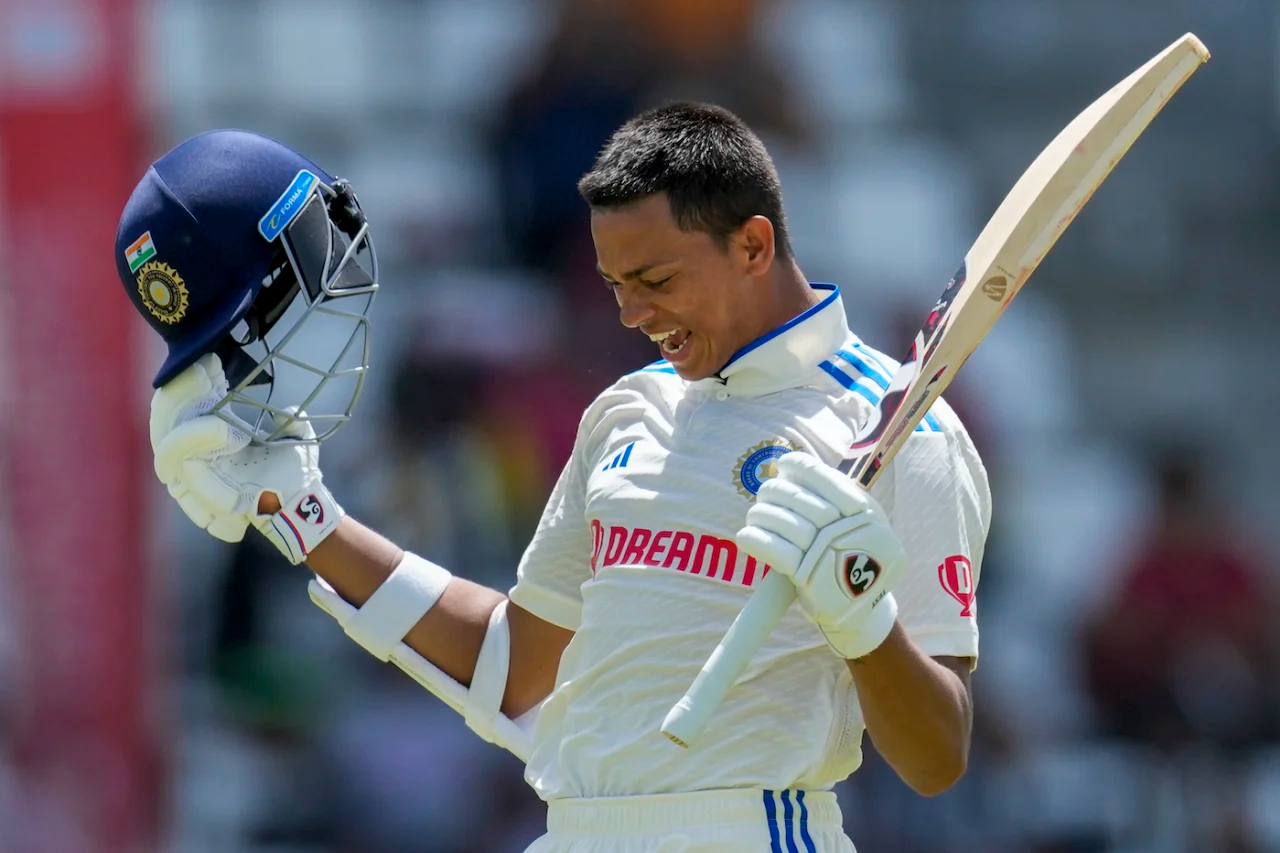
[214, 179, 378, 444]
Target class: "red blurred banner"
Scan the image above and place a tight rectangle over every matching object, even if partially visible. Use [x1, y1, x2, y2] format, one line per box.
[0, 1, 158, 851]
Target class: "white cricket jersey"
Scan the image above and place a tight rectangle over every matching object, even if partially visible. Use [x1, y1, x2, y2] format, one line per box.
[509, 284, 992, 801]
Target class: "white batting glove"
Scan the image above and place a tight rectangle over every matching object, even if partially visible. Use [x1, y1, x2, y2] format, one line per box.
[149, 354, 253, 542]
[150, 354, 344, 564]
[736, 452, 906, 660]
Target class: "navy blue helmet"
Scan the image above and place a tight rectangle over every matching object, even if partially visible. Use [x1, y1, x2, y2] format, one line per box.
[115, 130, 378, 442]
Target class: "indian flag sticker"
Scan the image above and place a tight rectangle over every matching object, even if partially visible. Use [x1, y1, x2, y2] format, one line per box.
[125, 231, 157, 273]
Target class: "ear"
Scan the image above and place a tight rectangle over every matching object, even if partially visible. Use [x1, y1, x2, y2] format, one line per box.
[736, 215, 776, 276]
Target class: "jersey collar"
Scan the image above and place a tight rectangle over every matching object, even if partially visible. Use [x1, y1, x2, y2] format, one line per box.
[698, 283, 850, 398]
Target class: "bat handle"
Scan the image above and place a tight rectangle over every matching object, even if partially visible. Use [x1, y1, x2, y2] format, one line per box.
[660, 572, 796, 748]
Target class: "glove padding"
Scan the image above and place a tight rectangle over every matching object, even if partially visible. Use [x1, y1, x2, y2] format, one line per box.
[736, 452, 906, 659]
[150, 354, 343, 564]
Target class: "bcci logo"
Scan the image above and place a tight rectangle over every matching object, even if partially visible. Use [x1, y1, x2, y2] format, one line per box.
[296, 494, 325, 526]
[136, 262, 189, 324]
[842, 552, 882, 598]
[735, 439, 796, 499]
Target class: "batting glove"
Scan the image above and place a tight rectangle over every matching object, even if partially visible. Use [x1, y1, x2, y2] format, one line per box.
[736, 452, 906, 660]
[150, 354, 344, 564]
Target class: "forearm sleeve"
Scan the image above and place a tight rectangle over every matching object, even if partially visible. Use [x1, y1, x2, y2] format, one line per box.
[307, 553, 540, 761]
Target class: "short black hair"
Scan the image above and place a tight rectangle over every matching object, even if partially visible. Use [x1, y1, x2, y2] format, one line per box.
[578, 102, 792, 260]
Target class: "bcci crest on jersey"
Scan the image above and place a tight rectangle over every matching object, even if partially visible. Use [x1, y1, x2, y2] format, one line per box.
[735, 439, 797, 499]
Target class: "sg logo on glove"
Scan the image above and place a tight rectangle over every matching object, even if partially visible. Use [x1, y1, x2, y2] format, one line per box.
[842, 553, 882, 599]
[297, 494, 326, 525]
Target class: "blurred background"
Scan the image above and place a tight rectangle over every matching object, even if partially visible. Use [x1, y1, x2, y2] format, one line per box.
[1, 0, 1278, 850]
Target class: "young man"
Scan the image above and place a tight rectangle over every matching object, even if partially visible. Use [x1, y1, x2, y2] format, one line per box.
[135, 104, 990, 852]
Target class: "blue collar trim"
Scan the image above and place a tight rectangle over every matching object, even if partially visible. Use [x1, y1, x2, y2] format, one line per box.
[719, 283, 840, 374]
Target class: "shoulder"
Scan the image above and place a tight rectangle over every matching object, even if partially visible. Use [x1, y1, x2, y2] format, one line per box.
[889, 395, 991, 530]
[814, 339, 958, 440]
[575, 360, 686, 442]
[831, 338, 987, 482]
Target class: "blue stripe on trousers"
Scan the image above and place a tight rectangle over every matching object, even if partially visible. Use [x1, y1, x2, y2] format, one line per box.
[796, 790, 818, 853]
[780, 790, 801, 853]
[763, 789, 782, 852]
[765, 790, 818, 852]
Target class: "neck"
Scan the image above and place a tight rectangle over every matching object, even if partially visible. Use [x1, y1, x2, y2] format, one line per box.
[713, 259, 822, 377]
[758, 258, 819, 335]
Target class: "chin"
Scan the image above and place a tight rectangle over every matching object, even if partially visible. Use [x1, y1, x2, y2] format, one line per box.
[671, 355, 723, 382]
[660, 336, 724, 381]
[672, 364, 711, 381]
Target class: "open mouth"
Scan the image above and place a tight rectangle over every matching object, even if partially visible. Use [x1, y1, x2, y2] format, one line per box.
[648, 327, 692, 359]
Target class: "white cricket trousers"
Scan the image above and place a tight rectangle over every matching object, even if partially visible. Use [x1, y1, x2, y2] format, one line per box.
[524, 788, 856, 852]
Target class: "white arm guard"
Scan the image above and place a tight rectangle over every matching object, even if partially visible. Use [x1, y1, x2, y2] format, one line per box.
[340, 551, 453, 662]
[465, 599, 514, 745]
[307, 552, 539, 762]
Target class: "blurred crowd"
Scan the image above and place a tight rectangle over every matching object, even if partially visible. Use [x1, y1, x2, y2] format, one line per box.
[5, 0, 1280, 851]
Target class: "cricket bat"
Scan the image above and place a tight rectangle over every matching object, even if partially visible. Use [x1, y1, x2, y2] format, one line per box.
[661, 32, 1210, 749]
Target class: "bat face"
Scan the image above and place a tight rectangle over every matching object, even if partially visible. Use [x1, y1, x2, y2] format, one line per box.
[835, 33, 1210, 494]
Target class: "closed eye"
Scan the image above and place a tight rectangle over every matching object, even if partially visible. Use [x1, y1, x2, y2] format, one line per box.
[640, 275, 674, 289]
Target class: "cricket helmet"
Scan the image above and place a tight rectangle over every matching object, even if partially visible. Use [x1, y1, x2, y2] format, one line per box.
[115, 129, 378, 443]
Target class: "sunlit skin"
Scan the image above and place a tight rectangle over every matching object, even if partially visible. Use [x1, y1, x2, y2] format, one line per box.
[591, 194, 820, 381]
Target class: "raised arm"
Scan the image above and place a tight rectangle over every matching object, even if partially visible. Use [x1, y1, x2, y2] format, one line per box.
[296, 513, 570, 718]
[151, 354, 571, 758]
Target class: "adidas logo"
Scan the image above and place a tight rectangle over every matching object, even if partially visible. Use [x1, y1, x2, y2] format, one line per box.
[602, 441, 636, 471]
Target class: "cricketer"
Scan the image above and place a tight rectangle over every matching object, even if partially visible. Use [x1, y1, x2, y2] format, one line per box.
[119, 102, 991, 852]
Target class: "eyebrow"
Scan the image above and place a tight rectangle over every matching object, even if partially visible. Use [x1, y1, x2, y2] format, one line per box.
[596, 263, 660, 282]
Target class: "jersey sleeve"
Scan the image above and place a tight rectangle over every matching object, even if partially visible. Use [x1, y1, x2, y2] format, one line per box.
[879, 419, 991, 664]
[507, 417, 594, 632]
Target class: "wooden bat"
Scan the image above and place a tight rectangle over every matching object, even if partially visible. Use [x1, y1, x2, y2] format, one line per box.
[661, 32, 1210, 748]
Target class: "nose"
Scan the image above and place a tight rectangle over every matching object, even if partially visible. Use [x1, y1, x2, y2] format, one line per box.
[616, 288, 657, 329]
